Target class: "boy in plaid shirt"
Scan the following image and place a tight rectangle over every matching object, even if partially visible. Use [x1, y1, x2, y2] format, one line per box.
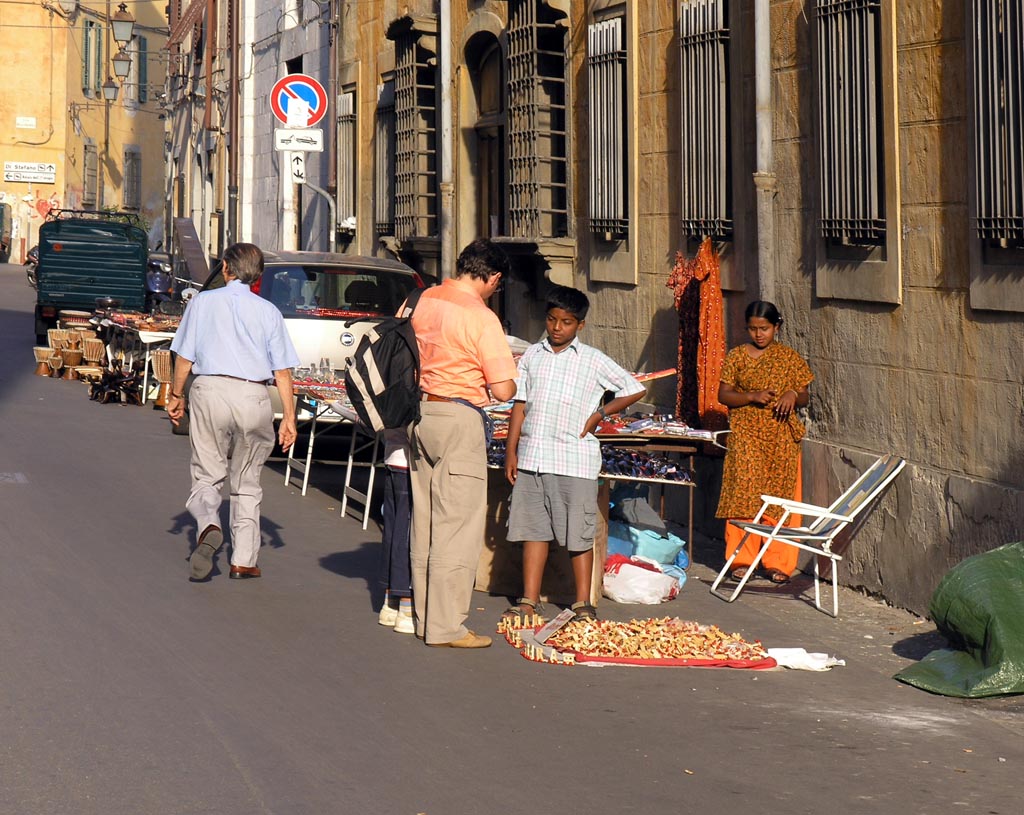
[504, 286, 645, 621]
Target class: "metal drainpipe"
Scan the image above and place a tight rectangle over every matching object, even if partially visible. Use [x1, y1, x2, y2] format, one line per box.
[439, 0, 454, 279]
[203, 0, 215, 132]
[227, 0, 239, 246]
[306, 182, 337, 253]
[753, 0, 777, 302]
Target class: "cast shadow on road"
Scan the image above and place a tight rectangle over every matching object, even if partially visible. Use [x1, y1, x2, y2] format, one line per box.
[168, 509, 288, 562]
[319, 542, 382, 611]
[0, 307, 36, 403]
[891, 629, 949, 660]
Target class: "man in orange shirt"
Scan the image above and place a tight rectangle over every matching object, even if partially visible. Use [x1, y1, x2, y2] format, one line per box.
[410, 239, 518, 648]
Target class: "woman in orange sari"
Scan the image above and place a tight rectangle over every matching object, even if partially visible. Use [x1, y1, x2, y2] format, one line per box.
[716, 301, 813, 584]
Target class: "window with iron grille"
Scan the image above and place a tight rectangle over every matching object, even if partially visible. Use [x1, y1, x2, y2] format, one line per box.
[678, 0, 731, 240]
[392, 32, 438, 241]
[588, 16, 628, 238]
[375, 81, 396, 237]
[337, 90, 357, 228]
[814, 0, 886, 247]
[123, 149, 141, 210]
[507, 0, 571, 239]
[83, 143, 98, 207]
[972, 0, 1024, 249]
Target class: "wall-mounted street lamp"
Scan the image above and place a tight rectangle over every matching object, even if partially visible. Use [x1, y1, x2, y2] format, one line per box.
[101, 77, 120, 102]
[112, 48, 132, 80]
[111, 2, 136, 46]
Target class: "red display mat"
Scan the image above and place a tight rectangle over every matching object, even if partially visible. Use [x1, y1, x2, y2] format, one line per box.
[498, 615, 777, 669]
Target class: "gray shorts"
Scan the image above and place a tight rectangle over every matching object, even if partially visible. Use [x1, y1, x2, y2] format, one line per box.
[507, 471, 598, 552]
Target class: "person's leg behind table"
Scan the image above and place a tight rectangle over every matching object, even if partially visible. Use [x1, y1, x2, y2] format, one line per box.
[226, 382, 276, 572]
[383, 465, 414, 633]
[725, 453, 803, 581]
[414, 402, 489, 646]
[185, 377, 235, 575]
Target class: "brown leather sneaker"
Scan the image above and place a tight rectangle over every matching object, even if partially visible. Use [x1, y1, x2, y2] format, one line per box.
[189, 525, 223, 581]
[427, 630, 492, 648]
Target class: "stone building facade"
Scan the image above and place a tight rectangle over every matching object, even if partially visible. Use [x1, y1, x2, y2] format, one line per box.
[164, 1, 1023, 614]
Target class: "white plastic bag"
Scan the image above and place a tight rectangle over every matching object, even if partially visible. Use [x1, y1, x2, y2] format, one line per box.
[602, 555, 679, 604]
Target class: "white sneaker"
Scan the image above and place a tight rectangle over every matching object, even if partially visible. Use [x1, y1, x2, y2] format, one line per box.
[393, 606, 415, 634]
[378, 604, 398, 626]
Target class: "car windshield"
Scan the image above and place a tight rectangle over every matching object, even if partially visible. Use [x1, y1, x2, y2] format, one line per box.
[259, 265, 419, 318]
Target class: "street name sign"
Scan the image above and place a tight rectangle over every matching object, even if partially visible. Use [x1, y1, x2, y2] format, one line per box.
[275, 128, 324, 152]
[270, 74, 328, 128]
[4, 161, 56, 183]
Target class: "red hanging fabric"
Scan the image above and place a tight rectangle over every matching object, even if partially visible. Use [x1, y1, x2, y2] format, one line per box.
[667, 237, 727, 432]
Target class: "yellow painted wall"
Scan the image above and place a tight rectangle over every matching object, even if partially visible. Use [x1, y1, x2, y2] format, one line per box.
[0, 1, 167, 259]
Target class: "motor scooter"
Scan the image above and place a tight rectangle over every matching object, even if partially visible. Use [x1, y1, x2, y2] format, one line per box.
[25, 245, 39, 289]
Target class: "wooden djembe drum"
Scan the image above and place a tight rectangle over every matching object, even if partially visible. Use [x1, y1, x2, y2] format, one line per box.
[62, 348, 84, 379]
[47, 328, 69, 352]
[82, 337, 107, 370]
[151, 349, 173, 408]
[33, 347, 52, 376]
[47, 352, 64, 378]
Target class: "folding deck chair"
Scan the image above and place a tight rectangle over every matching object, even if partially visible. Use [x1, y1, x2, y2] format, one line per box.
[709, 454, 906, 617]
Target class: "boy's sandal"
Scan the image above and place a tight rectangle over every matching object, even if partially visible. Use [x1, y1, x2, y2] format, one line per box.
[570, 601, 598, 622]
[502, 597, 545, 623]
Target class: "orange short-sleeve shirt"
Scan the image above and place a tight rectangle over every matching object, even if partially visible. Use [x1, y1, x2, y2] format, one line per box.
[411, 279, 518, 406]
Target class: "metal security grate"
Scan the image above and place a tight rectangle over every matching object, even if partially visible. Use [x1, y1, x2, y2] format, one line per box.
[393, 34, 437, 241]
[815, 0, 886, 245]
[973, 0, 1024, 246]
[83, 144, 98, 207]
[678, 0, 732, 240]
[374, 81, 396, 237]
[337, 91, 357, 224]
[588, 17, 628, 237]
[507, 0, 570, 239]
[122, 150, 141, 210]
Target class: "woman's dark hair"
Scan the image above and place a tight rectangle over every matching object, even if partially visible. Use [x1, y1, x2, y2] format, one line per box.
[546, 285, 590, 320]
[745, 300, 783, 327]
[455, 238, 512, 282]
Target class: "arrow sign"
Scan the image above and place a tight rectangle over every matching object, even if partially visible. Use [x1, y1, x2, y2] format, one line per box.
[291, 153, 307, 185]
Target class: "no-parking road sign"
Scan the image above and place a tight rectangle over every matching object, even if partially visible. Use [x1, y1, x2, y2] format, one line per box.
[270, 74, 328, 128]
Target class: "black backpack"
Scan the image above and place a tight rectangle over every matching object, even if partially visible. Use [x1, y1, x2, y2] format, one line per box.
[344, 287, 425, 432]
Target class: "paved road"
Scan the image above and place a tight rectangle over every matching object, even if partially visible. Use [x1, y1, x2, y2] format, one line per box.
[0, 263, 1020, 815]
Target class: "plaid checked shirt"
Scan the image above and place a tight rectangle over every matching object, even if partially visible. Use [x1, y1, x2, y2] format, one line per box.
[513, 337, 644, 479]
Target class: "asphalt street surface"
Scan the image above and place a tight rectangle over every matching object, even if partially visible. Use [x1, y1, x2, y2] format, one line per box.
[1, 263, 1021, 814]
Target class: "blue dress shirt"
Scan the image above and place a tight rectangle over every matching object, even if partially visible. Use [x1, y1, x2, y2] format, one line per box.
[171, 279, 300, 381]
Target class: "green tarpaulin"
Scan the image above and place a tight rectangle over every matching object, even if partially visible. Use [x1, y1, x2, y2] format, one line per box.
[895, 541, 1024, 697]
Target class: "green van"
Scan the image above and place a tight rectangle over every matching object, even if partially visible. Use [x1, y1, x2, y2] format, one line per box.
[35, 212, 148, 343]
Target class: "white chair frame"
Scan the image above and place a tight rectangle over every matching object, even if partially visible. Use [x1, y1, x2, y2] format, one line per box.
[709, 454, 906, 617]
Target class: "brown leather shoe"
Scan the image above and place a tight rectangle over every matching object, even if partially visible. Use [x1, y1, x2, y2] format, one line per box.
[427, 630, 491, 649]
[189, 525, 223, 581]
[229, 564, 261, 580]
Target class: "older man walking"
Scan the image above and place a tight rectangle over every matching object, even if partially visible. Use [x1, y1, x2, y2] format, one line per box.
[409, 238, 518, 648]
[167, 243, 299, 581]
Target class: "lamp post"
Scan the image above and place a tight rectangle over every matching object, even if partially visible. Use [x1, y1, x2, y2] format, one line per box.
[111, 2, 136, 45]
[101, 77, 120, 102]
[112, 49, 132, 80]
